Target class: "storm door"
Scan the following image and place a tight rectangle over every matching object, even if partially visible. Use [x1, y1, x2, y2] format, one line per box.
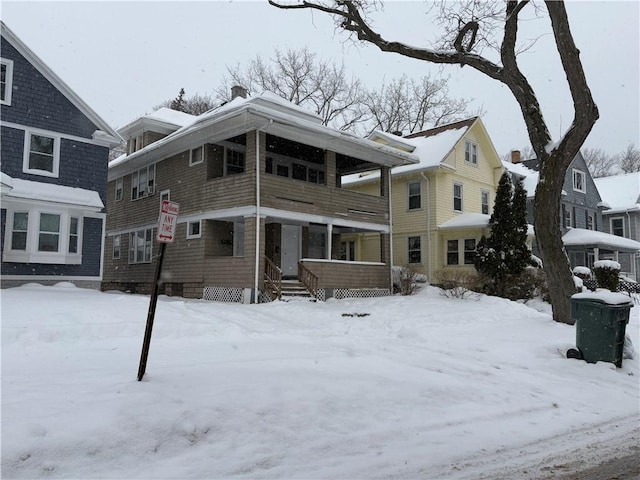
[282, 225, 301, 278]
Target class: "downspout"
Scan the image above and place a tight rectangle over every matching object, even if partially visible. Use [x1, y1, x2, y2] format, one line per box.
[420, 172, 431, 282]
[626, 210, 636, 279]
[254, 120, 272, 303]
[388, 166, 394, 290]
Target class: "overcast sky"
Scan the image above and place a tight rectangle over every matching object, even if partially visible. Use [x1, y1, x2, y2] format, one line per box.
[2, 1, 638, 157]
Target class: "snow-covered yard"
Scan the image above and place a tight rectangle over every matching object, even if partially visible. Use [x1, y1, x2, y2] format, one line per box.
[1, 283, 638, 479]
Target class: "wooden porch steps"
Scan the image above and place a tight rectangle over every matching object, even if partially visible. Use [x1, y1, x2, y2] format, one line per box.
[280, 279, 316, 301]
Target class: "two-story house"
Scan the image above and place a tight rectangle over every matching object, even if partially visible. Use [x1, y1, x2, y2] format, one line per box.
[342, 117, 506, 282]
[504, 151, 640, 276]
[102, 88, 419, 302]
[0, 22, 121, 288]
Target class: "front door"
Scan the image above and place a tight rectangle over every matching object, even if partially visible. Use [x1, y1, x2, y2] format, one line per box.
[282, 225, 301, 278]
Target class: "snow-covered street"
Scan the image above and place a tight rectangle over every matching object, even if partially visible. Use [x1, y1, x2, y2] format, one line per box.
[2, 283, 638, 479]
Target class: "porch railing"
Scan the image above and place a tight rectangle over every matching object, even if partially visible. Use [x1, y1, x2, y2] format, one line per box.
[298, 262, 319, 298]
[264, 257, 282, 300]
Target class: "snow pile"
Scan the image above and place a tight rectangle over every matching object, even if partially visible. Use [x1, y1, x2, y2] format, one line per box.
[2, 284, 638, 479]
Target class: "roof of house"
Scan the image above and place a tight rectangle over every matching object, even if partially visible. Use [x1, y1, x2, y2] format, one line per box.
[594, 172, 640, 213]
[0, 21, 121, 147]
[501, 160, 540, 197]
[2, 176, 104, 210]
[563, 227, 640, 252]
[109, 91, 419, 178]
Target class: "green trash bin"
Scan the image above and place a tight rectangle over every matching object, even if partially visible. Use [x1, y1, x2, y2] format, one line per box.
[569, 292, 633, 368]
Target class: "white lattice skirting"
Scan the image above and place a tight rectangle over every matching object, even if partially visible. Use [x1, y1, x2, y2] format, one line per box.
[333, 288, 390, 300]
[203, 286, 245, 303]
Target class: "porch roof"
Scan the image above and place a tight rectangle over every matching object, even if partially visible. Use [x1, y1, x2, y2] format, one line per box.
[563, 228, 640, 252]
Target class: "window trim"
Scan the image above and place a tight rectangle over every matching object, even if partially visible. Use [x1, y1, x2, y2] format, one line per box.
[610, 216, 625, 237]
[1, 58, 14, 106]
[463, 238, 476, 265]
[572, 168, 586, 193]
[481, 190, 490, 215]
[131, 164, 155, 200]
[407, 181, 421, 211]
[407, 236, 422, 264]
[190, 145, 204, 166]
[128, 228, 153, 264]
[453, 182, 463, 212]
[187, 220, 202, 239]
[447, 239, 459, 265]
[464, 140, 478, 166]
[23, 129, 61, 178]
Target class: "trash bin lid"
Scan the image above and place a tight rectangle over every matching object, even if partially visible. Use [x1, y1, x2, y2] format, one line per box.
[572, 291, 633, 306]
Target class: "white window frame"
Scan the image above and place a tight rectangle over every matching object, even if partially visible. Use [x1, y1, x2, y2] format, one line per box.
[128, 228, 153, 264]
[481, 190, 490, 215]
[572, 169, 586, 193]
[115, 177, 123, 202]
[465, 140, 478, 166]
[131, 164, 155, 200]
[187, 220, 202, 239]
[1, 58, 14, 106]
[23, 129, 61, 178]
[463, 238, 476, 265]
[407, 181, 421, 210]
[2, 207, 83, 264]
[447, 239, 459, 265]
[611, 217, 625, 237]
[190, 145, 204, 166]
[586, 212, 594, 230]
[128, 132, 144, 154]
[453, 182, 463, 212]
[113, 234, 121, 259]
[407, 236, 422, 264]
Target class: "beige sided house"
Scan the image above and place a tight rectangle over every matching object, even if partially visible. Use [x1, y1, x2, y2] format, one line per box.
[103, 89, 418, 302]
[342, 117, 505, 283]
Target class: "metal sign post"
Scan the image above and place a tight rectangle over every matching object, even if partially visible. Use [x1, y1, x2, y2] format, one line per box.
[137, 200, 179, 381]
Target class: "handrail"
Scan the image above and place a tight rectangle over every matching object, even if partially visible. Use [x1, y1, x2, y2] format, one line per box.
[298, 262, 319, 298]
[264, 257, 282, 301]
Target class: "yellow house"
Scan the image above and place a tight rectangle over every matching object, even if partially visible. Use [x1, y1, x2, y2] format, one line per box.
[342, 117, 504, 282]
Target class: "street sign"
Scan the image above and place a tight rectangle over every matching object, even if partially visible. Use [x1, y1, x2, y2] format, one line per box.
[157, 200, 179, 243]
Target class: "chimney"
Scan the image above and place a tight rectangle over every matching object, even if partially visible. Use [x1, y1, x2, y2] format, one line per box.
[391, 130, 403, 137]
[511, 150, 521, 164]
[231, 85, 247, 100]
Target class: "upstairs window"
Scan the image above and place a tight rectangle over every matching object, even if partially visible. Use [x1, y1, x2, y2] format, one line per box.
[115, 177, 123, 202]
[408, 181, 421, 210]
[573, 169, 586, 193]
[481, 190, 490, 215]
[1, 58, 13, 105]
[24, 131, 59, 177]
[453, 183, 463, 212]
[128, 133, 144, 154]
[225, 148, 245, 175]
[190, 146, 204, 166]
[465, 140, 478, 165]
[611, 217, 625, 237]
[131, 164, 155, 200]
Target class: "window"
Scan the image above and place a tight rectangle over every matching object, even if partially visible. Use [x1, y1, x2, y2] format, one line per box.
[11, 212, 28, 250]
[68, 217, 79, 254]
[562, 204, 572, 228]
[23, 131, 59, 177]
[225, 148, 245, 175]
[408, 236, 421, 264]
[38, 213, 60, 252]
[131, 164, 155, 200]
[339, 240, 355, 261]
[586, 212, 594, 230]
[129, 228, 153, 263]
[447, 240, 459, 265]
[1, 58, 13, 105]
[465, 140, 478, 165]
[573, 169, 585, 193]
[481, 190, 490, 215]
[453, 183, 463, 212]
[115, 177, 123, 202]
[408, 181, 421, 210]
[160, 189, 170, 203]
[113, 235, 121, 259]
[611, 217, 625, 237]
[128, 133, 144, 154]
[464, 239, 476, 265]
[187, 220, 201, 239]
[190, 146, 204, 166]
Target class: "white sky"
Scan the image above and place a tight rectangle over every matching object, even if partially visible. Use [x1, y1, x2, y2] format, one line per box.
[2, 1, 638, 157]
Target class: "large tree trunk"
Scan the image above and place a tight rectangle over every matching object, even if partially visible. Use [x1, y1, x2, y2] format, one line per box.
[534, 152, 576, 325]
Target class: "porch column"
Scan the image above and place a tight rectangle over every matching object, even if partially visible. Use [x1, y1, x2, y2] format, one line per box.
[327, 223, 333, 260]
[380, 166, 390, 197]
[380, 233, 391, 264]
[594, 247, 600, 262]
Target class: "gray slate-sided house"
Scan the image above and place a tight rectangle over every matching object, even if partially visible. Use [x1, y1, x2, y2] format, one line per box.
[503, 151, 640, 275]
[0, 22, 121, 288]
[102, 89, 418, 302]
[594, 172, 640, 280]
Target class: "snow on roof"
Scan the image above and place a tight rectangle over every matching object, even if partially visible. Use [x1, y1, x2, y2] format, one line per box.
[562, 228, 640, 251]
[5, 178, 104, 210]
[594, 172, 640, 212]
[1, 172, 14, 192]
[438, 213, 490, 230]
[144, 107, 197, 127]
[501, 160, 539, 197]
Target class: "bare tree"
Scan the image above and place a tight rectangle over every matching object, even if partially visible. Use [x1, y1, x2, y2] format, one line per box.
[270, 0, 600, 325]
[616, 143, 640, 174]
[155, 88, 217, 116]
[582, 147, 617, 178]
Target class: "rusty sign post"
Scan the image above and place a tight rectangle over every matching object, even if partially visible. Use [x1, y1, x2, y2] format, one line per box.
[137, 200, 179, 381]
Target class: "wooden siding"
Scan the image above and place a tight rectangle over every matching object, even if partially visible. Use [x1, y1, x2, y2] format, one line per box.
[300, 260, 390, 290]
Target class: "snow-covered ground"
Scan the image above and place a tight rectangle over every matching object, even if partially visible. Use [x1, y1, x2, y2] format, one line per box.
[2, 283, 638, 479]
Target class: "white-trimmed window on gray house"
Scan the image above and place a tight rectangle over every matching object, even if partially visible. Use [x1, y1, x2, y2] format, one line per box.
[611, 217, 625, 237]
[572, 169, 586, 193]
[464, 238, 477, 264]
[408, 181, 421, 210]
[113, 234, 121, 259]
[562, 204, 572, 228]
[453, 183, 463, 212]
[129, 228, 153, 263]
[127, 132, 144, 154]
[190, 146, 204, 166]
[465, 140, 478, 165]
[586, 211, 594, 230]
[408, 236, 421, 264]
[447, 239, 459, 265]
[187, 220, 201, 239]
[23, 130, 60, 177]
[3, 209, 82, 264]
[131, 164, 155, 200]
[481, 190, 490, 215]
[1, 58, 14, 105]
[115, 177, 123, 202]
